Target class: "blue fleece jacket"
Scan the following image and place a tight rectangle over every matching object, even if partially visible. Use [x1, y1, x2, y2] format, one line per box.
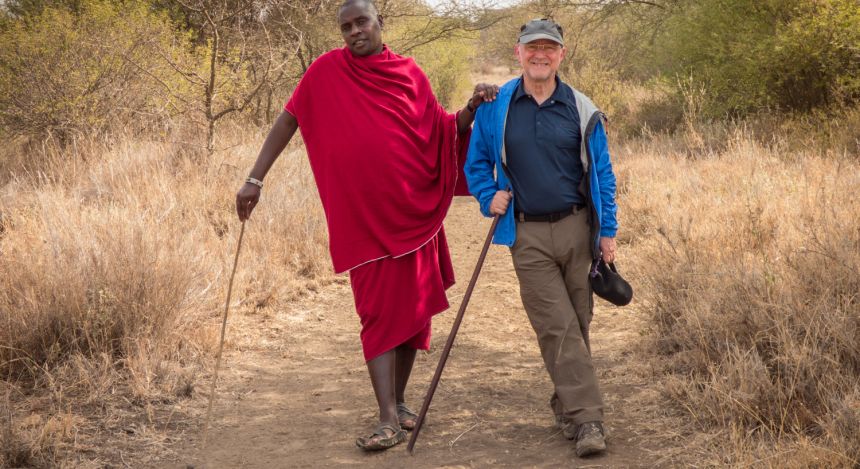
[465, 77, 618, 258]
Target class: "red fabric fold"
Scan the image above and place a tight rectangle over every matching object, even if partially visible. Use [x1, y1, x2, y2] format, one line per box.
[286, 46, 466, 273]
[454, 123, 471, 197]
[349, 228, 455, 361]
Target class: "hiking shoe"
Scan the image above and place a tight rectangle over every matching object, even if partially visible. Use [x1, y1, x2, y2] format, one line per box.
[574, 421, 606, 457]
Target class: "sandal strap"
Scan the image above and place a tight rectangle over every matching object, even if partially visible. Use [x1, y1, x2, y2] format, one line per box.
[373, 423, 401, 438]
[396, 403, 418, 418]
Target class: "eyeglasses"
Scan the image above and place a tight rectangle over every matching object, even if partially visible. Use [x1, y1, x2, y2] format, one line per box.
[523, 43, 562, 53]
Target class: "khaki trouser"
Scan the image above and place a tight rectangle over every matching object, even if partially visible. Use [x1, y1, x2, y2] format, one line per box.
[510, 207, 603, 425]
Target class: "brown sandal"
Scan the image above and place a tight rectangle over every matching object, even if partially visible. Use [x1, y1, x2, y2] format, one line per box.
[355, 423, 406, 451]
[397, 403, 419, 431]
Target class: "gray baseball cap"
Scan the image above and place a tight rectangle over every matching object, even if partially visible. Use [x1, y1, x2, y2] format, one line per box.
[518, 18, 564, 45]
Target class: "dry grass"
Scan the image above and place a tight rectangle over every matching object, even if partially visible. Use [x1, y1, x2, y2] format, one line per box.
[0, 125, 330, 466]
[1, 105, 858, 466]
[615, 126, 860, 467]
[601, 76, 860, 160]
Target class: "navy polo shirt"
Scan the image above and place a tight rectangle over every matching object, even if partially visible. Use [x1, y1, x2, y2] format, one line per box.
[504, 77, 583, 215]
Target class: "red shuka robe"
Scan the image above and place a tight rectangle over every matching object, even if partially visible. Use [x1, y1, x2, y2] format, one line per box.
[285, 45, 468, 360]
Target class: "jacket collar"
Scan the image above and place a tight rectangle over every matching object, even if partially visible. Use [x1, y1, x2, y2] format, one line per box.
[511, 75, 571, 105]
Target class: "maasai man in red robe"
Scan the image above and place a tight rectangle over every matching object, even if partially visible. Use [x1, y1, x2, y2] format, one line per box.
[235, 0, 497, 451]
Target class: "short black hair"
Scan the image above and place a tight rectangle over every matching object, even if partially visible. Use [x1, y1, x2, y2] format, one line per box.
[337, 0, 379, 18]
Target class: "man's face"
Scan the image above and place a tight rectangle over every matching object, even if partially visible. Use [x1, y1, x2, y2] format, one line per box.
[338, 2, 384, 57]
[515, 39, 566, 83]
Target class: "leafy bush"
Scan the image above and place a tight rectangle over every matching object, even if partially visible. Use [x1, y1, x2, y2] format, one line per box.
[0, 0, 192, 140]
[649, 0, 860, 117]
[408, 36, 475, 110]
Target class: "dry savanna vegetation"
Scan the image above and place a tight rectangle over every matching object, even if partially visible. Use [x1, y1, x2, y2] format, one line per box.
[1, 126, 332, 467]
[621, 129, 860, 467]
[2, 0, 859, 467]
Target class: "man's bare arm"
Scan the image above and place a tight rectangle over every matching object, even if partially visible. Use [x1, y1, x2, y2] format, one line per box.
[248, 111, 299, 181]
[457, 83, 499, 135]
[236, 111, 299, 221]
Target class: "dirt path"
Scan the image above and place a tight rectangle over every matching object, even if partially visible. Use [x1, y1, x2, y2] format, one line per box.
[164, 198, 686, 468]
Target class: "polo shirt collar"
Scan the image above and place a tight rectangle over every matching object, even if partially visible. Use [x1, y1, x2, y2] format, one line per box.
[512, 75, 571, 104]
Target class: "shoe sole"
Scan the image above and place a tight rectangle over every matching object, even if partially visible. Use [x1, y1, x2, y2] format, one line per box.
[355, 430, 406, 451]
[576, 439, 607, 457]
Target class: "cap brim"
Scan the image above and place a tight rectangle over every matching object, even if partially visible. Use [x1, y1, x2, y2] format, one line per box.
[518, 33, 564, 45]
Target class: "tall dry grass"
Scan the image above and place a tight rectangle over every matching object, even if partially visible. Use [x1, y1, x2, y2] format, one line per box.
[0, 126, 329, 466]
[2, 95, 858, 466]
[616, 128, 860, 467]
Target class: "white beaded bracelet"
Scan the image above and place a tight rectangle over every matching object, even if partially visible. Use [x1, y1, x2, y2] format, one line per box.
[245, 177, 264, 188]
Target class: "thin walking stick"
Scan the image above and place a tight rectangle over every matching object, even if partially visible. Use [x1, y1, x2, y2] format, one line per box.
[407, 214, 500, 454]
[202, 220, 246, 447]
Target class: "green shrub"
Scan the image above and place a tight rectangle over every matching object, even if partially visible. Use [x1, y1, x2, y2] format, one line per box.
[650, 0, 860, 117]
[408, 36, 475, 110]
[0, 0, 192, 140]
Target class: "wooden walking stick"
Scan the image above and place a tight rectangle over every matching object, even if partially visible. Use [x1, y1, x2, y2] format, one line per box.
[407, 214, 500, 454]
[201, 220, 246, 448]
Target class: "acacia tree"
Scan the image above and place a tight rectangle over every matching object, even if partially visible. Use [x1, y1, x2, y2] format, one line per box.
[157, 0, 510, 150]
[161, 0, 303, 154]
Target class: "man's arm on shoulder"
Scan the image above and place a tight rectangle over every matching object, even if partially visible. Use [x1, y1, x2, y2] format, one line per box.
[457, 83, 499, 135]
[591, 119, 617, 237]
[465, 106, 498, 217]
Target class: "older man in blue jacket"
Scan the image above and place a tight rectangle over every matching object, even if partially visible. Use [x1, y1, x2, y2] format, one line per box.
[465, 18, 618, 457]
